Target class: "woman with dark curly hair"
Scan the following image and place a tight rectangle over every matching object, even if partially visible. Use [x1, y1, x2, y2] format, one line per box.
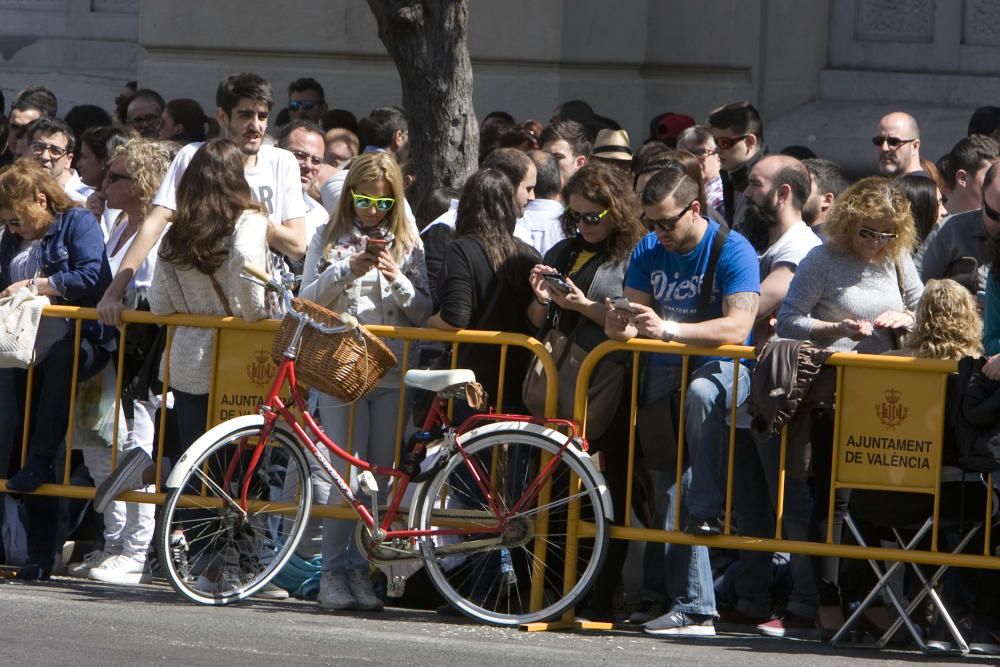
[526, 160, 645, 620]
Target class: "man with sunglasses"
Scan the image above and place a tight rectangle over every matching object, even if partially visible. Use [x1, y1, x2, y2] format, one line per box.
[707, 102, 765, 230]
[873, 112, 925, 177]
[606, 166, 759, 638]
[287, 77, 328, 124]
[23, 116, 91, 202]
[917, 161, 1000, 295]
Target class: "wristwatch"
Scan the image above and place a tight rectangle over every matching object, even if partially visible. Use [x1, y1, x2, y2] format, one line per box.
[661, 319, 679, 342]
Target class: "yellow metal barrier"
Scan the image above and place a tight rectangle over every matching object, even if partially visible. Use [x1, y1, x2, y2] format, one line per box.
[0, 305, 561, 523]
[568, 338, 999, 606]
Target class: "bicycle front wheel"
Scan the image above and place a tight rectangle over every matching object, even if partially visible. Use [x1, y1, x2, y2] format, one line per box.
[417, 427, 610, 626]
[156, 422, 313, 605]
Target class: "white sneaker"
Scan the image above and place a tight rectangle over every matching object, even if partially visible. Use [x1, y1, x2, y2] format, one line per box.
[88, 554, 151, 585]
[252, 582, 290, 600]
[317, 571, 356, 611]
[346, 567, 383, 611]
[67, 550, 112, 578]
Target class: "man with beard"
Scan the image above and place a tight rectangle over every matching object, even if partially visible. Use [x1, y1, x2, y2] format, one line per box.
[802, 158, 849, 237]
[743, 156, 822, 340]
[724, 155, 824, 639]
[97, 72, 306, 325]
[708, 102, 766, 230]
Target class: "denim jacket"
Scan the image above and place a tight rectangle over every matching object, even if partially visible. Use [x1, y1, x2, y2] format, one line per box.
[0, 207, 113, 343]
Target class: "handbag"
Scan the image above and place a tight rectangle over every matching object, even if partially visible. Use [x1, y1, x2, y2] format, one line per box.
[522, 321, 626, 440]
[0, 284, 50, 369]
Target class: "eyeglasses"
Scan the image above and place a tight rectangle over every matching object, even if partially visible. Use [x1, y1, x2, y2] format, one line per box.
[871, 136, 916, 149]
[983, 198, 1000, 223]
[30, 141, 68, 159]
[689, 147, 720, 159]
[351, 190, 396, 212]
[561, 207, 610, 226]
[288, 100, 317, 112]
[128, 114, 161, 128]
[291, 149, 323, 166]
[714, 135, 748, 150]
[641, 200, 695, 232]
[0, 218, 21, 229]
[857, 226, 898, 243]
[106, 171, 132, 184]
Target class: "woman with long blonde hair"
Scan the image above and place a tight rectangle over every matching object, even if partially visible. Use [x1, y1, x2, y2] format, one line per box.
[300, 150, 430, 613]
[902, 278, 982, 360]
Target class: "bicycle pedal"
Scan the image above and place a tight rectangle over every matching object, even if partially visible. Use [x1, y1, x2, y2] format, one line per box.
[358, 471, 379, 495]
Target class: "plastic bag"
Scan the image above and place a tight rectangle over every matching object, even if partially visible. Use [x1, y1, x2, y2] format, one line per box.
[2, 495, 27, 565]
[74, 363, 129, 449]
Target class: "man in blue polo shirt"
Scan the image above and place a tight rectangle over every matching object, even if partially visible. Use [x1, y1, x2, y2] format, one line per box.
[606, 164, 759, 637]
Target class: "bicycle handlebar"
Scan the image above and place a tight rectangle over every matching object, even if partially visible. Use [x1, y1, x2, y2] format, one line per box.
[242, 263, 358, 335]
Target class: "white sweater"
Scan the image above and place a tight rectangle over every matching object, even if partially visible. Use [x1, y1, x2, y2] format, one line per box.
[148, 211, 271, 394]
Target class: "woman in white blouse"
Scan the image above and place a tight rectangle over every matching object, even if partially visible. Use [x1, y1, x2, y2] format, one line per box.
[300, 150, 430, 613]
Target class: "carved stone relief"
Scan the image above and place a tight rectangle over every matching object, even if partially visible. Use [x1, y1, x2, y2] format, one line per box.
[856, 0, 934, 42]
[965, 0, 1000, 46]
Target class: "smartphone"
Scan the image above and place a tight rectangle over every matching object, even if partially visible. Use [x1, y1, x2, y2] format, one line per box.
[608, 296, 634, 313]
[541, 272, 572, 294]
[365, 238, 387, 256]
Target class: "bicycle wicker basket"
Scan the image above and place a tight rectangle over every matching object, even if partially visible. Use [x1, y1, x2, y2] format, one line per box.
[271, 297, 397, 402]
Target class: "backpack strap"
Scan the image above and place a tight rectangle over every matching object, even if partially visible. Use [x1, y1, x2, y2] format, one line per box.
[696, 224, 729, 322]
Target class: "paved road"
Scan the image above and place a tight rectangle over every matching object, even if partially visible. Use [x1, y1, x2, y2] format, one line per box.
[0, 575, 985, 667]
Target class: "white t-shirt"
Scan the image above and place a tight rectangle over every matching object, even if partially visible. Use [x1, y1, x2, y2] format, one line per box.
[519, 198, 565, 256]
[303, 193, 329, 250]
[106, 220, 160, 296]
[760, 220, 823, 277]
[421, 198, 540, 249]
[152, 143, 306, 225]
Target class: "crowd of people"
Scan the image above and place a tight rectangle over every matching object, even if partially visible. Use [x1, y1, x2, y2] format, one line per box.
[1, 71, 1000, 654]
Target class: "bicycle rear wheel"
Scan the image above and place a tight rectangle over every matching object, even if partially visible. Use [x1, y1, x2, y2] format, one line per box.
[417, 427, 610, 626]
[156, 422, 313, 605]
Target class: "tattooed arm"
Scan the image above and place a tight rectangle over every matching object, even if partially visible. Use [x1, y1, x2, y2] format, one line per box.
[662, 291, 759, 347]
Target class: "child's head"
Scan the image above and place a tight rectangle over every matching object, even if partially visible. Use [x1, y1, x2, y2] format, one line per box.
[903, 279, 983, 360]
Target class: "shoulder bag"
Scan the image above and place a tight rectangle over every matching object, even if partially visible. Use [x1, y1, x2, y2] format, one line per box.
[0, 283, 50, 369]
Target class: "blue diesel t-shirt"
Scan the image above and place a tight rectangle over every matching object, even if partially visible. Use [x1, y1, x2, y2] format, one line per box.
[625, 219, 759, 366]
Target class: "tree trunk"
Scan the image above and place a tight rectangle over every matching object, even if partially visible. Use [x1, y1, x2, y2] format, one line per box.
[366, 0, 478, 209]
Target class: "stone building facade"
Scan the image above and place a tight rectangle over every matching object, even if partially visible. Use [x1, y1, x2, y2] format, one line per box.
[1, 1, 998, 173]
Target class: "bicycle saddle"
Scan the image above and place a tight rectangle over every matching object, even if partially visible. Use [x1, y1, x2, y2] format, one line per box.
[404, 368, 476, 393]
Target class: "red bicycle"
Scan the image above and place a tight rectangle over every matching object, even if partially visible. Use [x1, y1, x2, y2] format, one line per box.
[154, 265, 612, 626]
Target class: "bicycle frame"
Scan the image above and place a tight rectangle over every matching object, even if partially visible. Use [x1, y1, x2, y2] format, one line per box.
[221, 337, 587, 553]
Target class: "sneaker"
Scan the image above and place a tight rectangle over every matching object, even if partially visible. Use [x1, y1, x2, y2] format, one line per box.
[252, 582, 290, 600]
[93, 449, 153, 514]
[685, 517, 723, 536]
[970, 623, 1000, 655]
[926, 615, 971, 652]
[88, 554, 150, 585]
[644, 610, 716, 637]
[715, 607, 769, 633]
[317, 571, 356, 611]
[627, 599, 665, 625]
[757, 613, 823, 641]
[168, 532, 191, 579]
[67, 550, 112, 578]
[346, 567, 384, 611]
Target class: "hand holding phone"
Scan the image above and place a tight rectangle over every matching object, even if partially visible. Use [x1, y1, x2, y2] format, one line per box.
[365, 238, 387, 257]
[608, 296, 635, 313]
[541, 272, 572, 295]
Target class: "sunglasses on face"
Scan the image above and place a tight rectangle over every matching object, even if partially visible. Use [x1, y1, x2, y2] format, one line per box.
[30, 141, 68, 159]
[561, 207, 609, 226]
[128, 114, 161, 127]
[984, 198, 1000, 223]
[351, 190, 396, 212]
[871, 136, 915, 149]
[714, 135, 748, 150]
[291, 149, 323, 166]
[288, 100, 317, 112]
[10, 123, 27, 139]
[857, 226, 898, 243]
[641, 200, 695, 232]
[690, 147, 720, 159]
[105, 170, 132, 184]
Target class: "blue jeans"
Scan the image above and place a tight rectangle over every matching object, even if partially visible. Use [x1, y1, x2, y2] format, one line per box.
[640, 359, 749, 617]
[732, 428, 818, 619]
